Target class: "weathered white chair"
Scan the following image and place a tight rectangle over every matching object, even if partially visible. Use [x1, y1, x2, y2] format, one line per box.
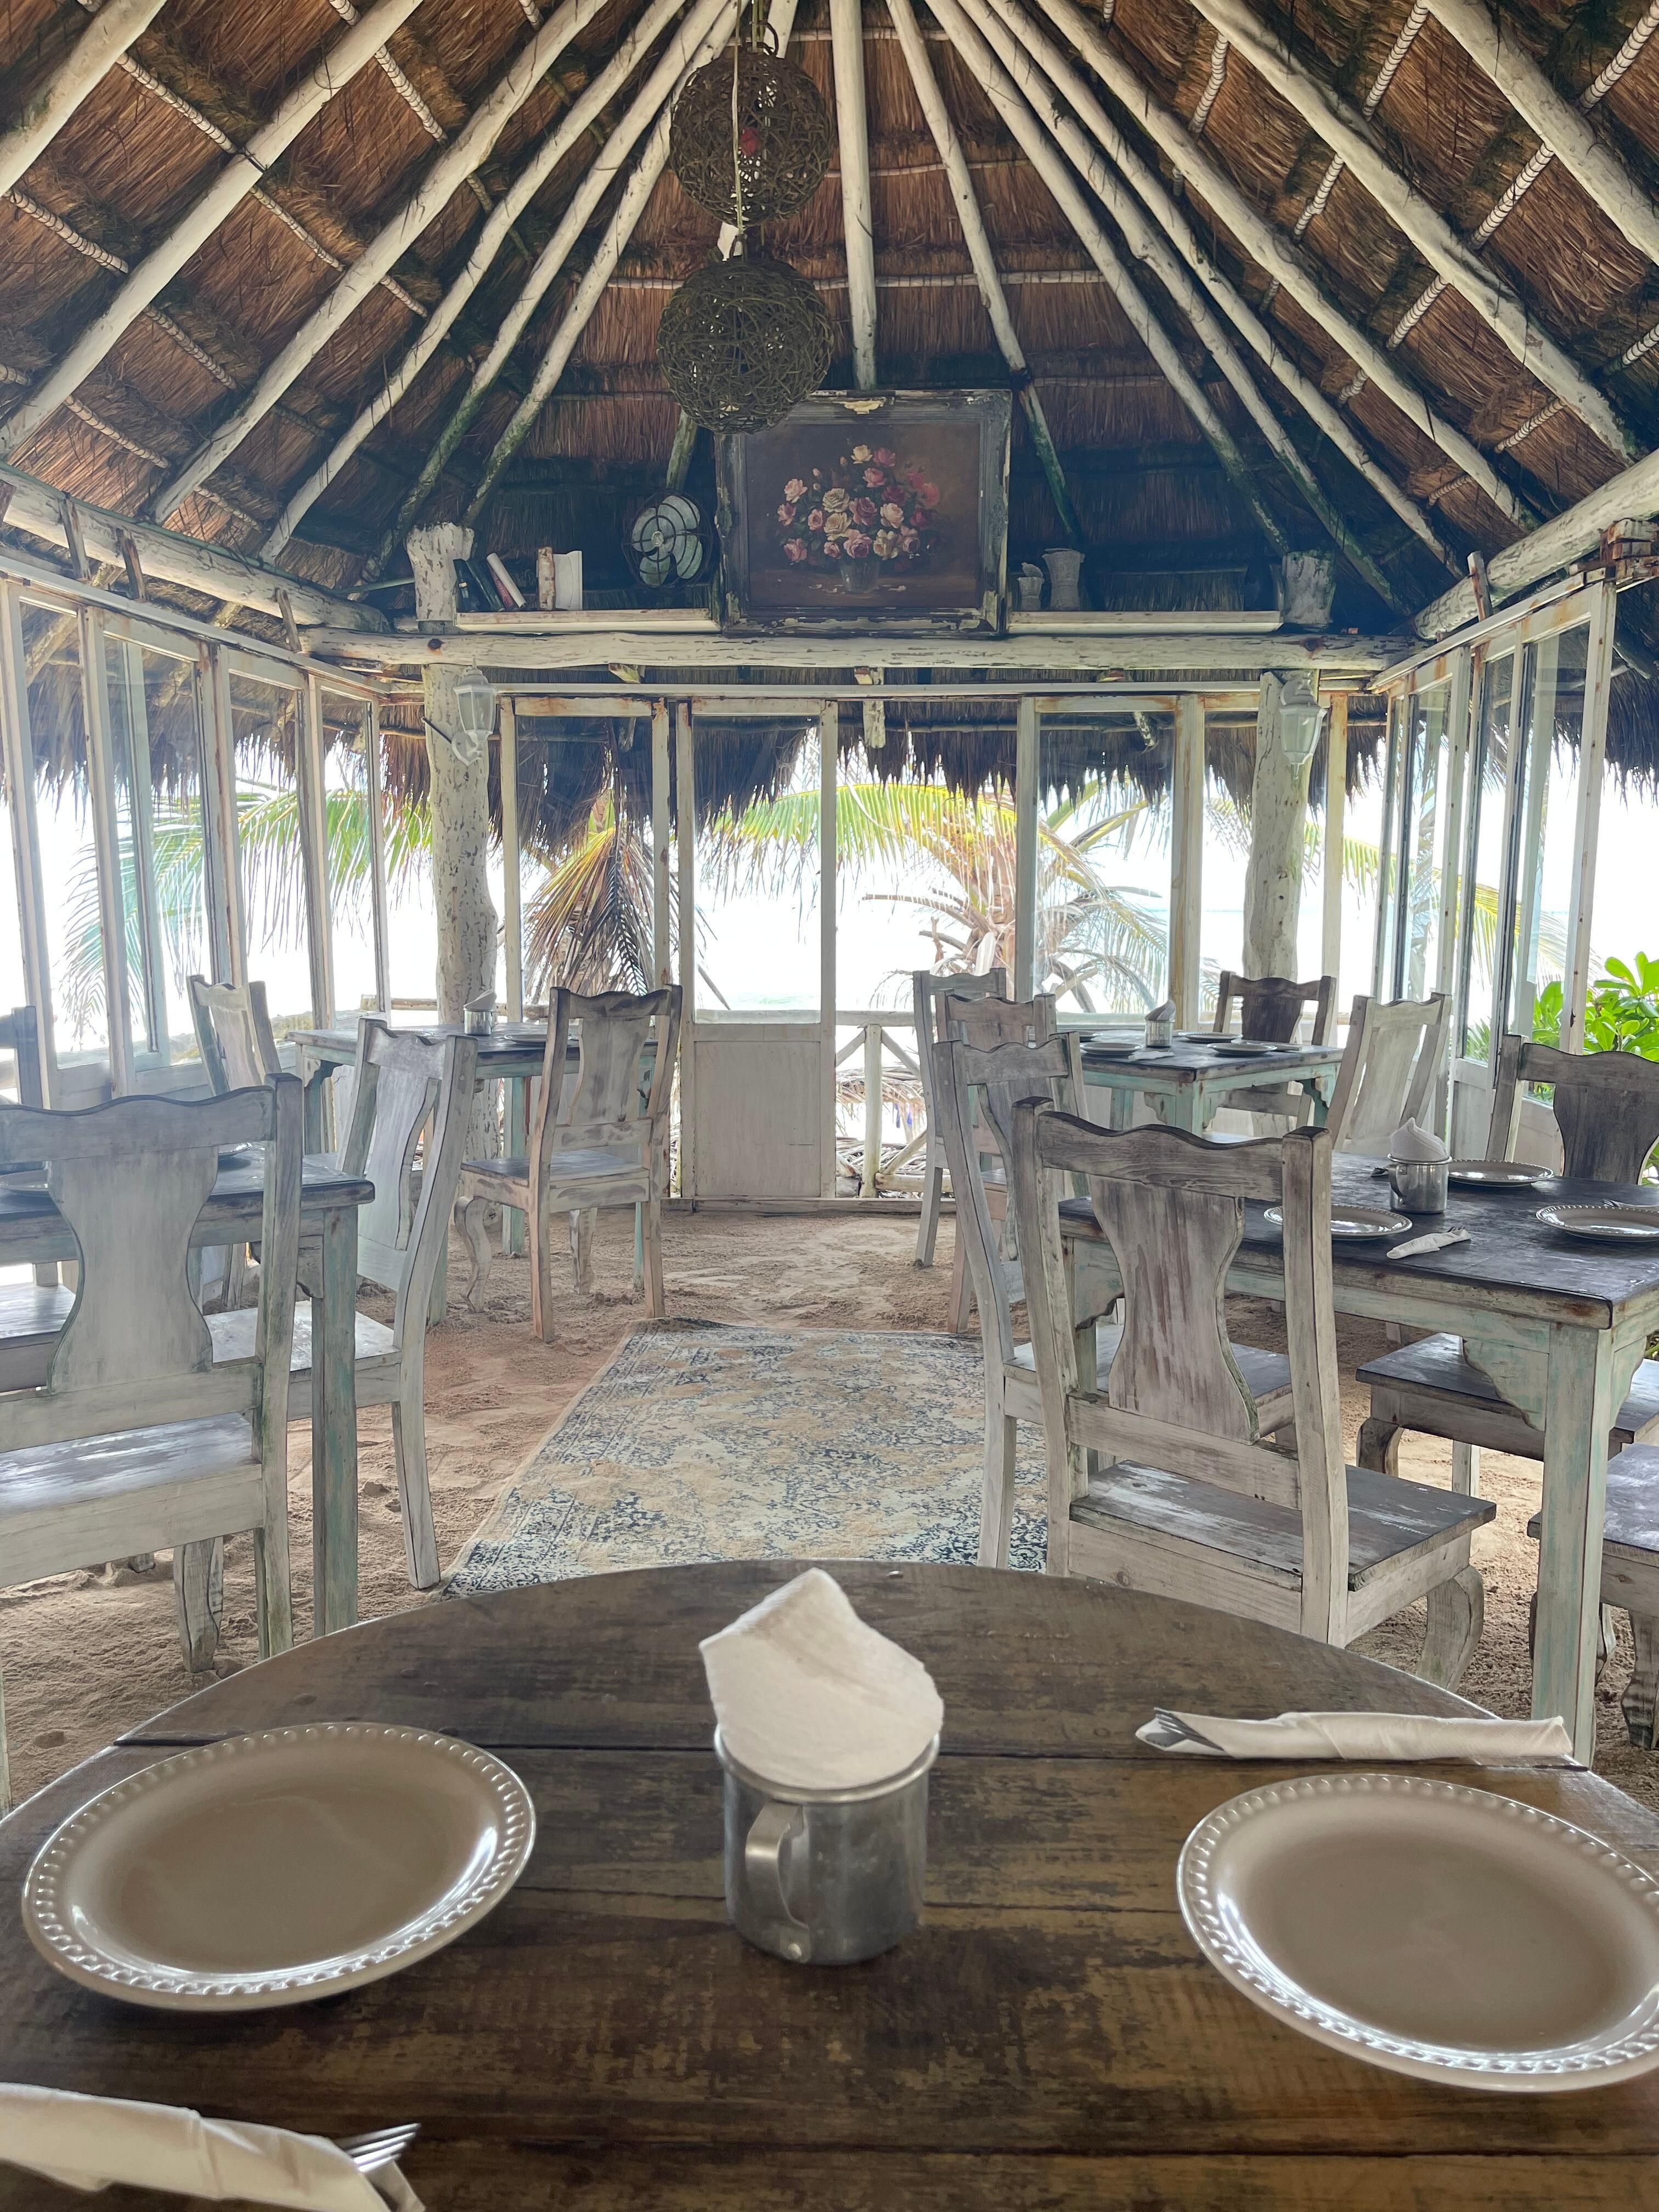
[1359, 1035, 1659, 1737]
[0, 1076, 302, 1811]
[458, 987, 681, 1340]
[0, 1002, 76, 1373]
[939, 989, 1057, 1335]
[1325, 990, 1451, 1154]
[936, 1032, 1295, 1569]
[1011, 1103, 1493, 1679]
[199, 1019, 478, 1596]
[912, 967, 1008, 1268]
[1211, 969, 1337, 1127]
[189, 974, 282, 1090]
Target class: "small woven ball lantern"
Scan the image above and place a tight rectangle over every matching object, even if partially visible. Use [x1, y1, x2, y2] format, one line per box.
[658, 250, 833, 435]
[669, 39, 831, 228]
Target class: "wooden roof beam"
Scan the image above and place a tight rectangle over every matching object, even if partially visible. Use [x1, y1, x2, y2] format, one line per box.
[926, 0, 1289, 558]
[983, 0, 1453, 575]
[1025, 0, 1531, 531]
[0, 0, 169, 199]
[831, 0, 879, 387]
[1183, 0, 1636, 460]
[1419, 0, 1659, 273]
[462, 1, 743, 523]
[887, 0, 1081, 548]
[0, 0, 425, 465]
[369, 0, 737, 568]
[146, 0, 620, 527]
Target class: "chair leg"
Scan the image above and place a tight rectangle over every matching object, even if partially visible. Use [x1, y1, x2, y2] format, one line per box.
[1420, 1565, 1484, 1689]
[391, 1364, 441, 1592]
[979, 1402, 1017, 1569]
[641, 1198, 666, 1319]
[174, 1538, 224, 1672]
[947, 1226, 974, 1336]
[1356, 1414, 1403, 1476]
[0, 1647, 10, 1816]
[1623, 1613, 1659, 1749]
[460, 1198, 495, 1310]
[573, 1208, 597, 1294]
[916, 1155, 943, 1267]
[1451, 1442, 1480, 1495]
[528, 1197, 557, 1344]
[255, 1500, 294, 1661]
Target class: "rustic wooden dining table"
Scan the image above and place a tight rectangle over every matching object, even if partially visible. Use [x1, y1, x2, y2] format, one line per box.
[1063, 1153, 1659, 1765]
[0, 1153, 374, 1639]
[1077, 1035, 1345, 1131]
[3, 1560, 1658, 2208]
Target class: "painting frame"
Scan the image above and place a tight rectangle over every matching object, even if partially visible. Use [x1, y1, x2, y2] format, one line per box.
[715, 389, 1011, 634]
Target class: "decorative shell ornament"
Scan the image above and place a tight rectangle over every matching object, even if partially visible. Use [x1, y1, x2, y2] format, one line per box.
[669, 43, 832, 228]
[658, 251, 833, 436]
[627, 494, 709, 589]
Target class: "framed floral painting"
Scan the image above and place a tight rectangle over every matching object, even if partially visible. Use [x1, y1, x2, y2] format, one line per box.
[715, 390, 1011, 633]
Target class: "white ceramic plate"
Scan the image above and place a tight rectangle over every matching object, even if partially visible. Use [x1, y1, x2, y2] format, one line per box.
[1537, 1203, 1659, 1243]
[23, 1723, 535, 2011]
[1446, 1159, 1552, 1188]
[1263, 1205, 1410, 1240]
[1178, 1772, 1659, 2090]
[1212, 1039, 1293, 1057]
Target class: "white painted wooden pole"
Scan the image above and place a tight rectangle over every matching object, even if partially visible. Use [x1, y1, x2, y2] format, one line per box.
[675, 701, 697, 1198]
[408, 523, 498, 1024]
[1433, 650, 1473, 1005]
[1025, 0, 1531, 527]
[150, 0, 624, 526]
[364, 698, 392, 1012]
[831, 0, 878, 388]
[1182, 0, 1632, 459]
[1014, 693, 1039, 998]
[77, 607, 135, 1096]
[1170, 694, 1205, 1027]
[1559, 579, 1617, 1052]
[1242, 675, 1309, 979]
[298, 673, 336, 1030]
[388, 0, 738, 554]
[0, 0, 169, 199]
[961, 0, 1401, 605]
[1320, 691, 1347, 988]
[1421, 0, 1659, 272]
[0, 0, 425, 460]
[651, 699, 672, 990]
[819, 703, 840, 1196]
[0, 587, 56, 1097]
[927, 0, 1289, 555]
[500, 698, 522, 1020]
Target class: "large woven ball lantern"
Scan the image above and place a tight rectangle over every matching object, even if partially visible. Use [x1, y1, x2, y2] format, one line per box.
[658, 251, 833, 435]
[669, 44, 832, 228]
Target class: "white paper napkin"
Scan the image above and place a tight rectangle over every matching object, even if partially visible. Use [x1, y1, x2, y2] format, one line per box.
[701, 1568, 944, 1791]
[0, 2085, 419, 2211]
[1390, 1117, 1449, 1163]
[1137, 1708, 1578, 1764]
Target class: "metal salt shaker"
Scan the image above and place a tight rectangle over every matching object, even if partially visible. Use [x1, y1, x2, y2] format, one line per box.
[715, 1729, 938, 1965]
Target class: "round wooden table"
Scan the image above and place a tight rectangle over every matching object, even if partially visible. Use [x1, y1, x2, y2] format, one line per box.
[3, 1561, 1658, 2208]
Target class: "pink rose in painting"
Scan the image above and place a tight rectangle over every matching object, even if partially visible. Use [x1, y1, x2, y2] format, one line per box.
[879, 500, 904, 526]
[784, 477, 806, 500]
[784, 538, 809, 561]
[851, 495, 878, 527]
[899, 527, 919, 554]
[874, 447, 896, 466]
[917, 482, 940, 506]
[777, 501, 797, 524]
[806, 507, 825, 531]
[862, 465, 887, 488]
[843, 531, 873, 558]
[905, 466, 924, 488]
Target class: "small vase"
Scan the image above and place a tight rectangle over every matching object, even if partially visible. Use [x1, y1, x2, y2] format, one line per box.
[838, 556, 874, 591]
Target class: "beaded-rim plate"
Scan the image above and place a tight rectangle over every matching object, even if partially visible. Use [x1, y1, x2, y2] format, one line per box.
[1537, 1202, 1659, 1243]
[24, 1723, 535, 2011]
[1262, 1205, 1411, 1240]
[1178, 1771, 1659, 2090]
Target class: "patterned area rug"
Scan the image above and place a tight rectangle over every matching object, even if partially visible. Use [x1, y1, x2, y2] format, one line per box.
[447, 1322, 1047, 1593]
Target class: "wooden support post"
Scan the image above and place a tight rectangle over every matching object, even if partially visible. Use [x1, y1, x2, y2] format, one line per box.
[1170, 695, 1204, 1026]
[299, 674, 334, 1031]
[1321, 692, 1348, 989]
[819, 703, 839, 1196]
[0, 0, 169, 199]
[501, 698, 522, 1019]
[676, 702, 697, 1199]
[408, 524, 498, 1024]
[862, 1022, 883, 1198]
[77, 608, 135, 1095]
[651, 699, 672, 988]
[1014, 693, 1039, 998]
[1243, 674, 1309, 980]
[0, 588, 54, 1098]
[203, 644, 246, 984]
[1560, 581, 1617, 1052]
[364, 698, 392, 1013]
[1434, 653, 1472, 1005]
[831, 0, 878, 387]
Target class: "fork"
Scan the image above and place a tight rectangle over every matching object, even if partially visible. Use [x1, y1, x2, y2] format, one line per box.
[334, 2126, 421, 2176]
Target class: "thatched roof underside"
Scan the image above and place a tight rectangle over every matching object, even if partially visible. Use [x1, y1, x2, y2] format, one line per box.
[5, 0, 1659, 837]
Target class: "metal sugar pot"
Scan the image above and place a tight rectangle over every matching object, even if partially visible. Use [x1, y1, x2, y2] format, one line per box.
[715, 1728, 938, 1965]
[1389, 1155, 1448, 1214]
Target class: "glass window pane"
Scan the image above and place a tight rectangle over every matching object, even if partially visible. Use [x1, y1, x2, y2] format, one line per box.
[1455, 651, 1514, 1065]
[697, 723, 821, 1015]
[1504, 624, 1587, 1051]
[228, 670, 312, 1038]
[320, 691, 382, 1021]
[1039, 716, 1169, 1016]
[19, 599, 106, 1070]
[1394, 679, 1452, 1000]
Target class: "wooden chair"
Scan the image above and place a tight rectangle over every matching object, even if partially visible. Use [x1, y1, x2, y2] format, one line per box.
[1359, 1035, 1659, 1738]
[1211, 970, 1338, 1127]
[0, 1076, 302, 1811]
[189, 975, 282, 1090]
[913, 968, 1008, 1269]
[0, 1004, 76, 1378]
[937, 1034, 1295, 1569]
[1325, 990, 1451, 1154]
[939, 989, 1057, 1336]
[458, 987, 681, 1340]
[1010, 1104, 1493, 1677]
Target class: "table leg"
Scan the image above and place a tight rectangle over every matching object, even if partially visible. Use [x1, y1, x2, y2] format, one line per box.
[1108, 1082, 1134, 1131]
[1163, 1085, 1205, 1135]
[298, 1049, 332, 1155]
[309, 1204, 360, 1638]
[505, 1075, 528, 1258]
[1533, 1324, 1616, 1761]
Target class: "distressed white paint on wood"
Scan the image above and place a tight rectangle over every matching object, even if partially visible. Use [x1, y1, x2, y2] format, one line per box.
[1242, 676, 1309, 979]
[1326, 990, 1451, 1154]
[408, 526, 498, 1026]
[0, 0, 168, 199]
[831, 0, 878, 387]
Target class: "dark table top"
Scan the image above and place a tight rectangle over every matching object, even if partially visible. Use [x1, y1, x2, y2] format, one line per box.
[0, 1155, 374, 1255]
[2, 1562, 1657, 2207]
[1077, 1037, 1344, 1080]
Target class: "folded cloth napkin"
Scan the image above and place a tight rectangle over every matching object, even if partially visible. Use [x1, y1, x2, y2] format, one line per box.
[0, 2085, 420, 2211]
[701, 1568, 943, 1792]
[1390, 1117, 1449, 1163]
[1137, 1708, 1578, 1764]
[1387, 1227, 1471, 1259]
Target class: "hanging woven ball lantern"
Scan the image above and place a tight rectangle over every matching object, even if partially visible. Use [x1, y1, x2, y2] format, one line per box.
[669, 44, 832, 227]
[658, 251, 833, 435]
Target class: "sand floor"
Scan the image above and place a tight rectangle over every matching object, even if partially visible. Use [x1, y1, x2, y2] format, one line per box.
[4, 1206, 1655, 1815]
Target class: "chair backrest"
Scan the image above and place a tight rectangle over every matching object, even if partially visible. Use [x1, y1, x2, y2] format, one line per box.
[912, 968, 1007, 1135]
[1212, 971, 1336, 1044]
[1009, 1104, 1348, 1640]
[532, 986, 682, 1177]
[337, 1019, 479, 1344]
[934, 1031, 1085, 1371]
[189, 975, 281, 1093]
[0, 1079, 301, 1455]
[941, 991, 1059, 1174]
[1490, 1036, 1659, 1184]
[1325, 991, 1449, 1154]
[0, 1005, 44, 1109]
